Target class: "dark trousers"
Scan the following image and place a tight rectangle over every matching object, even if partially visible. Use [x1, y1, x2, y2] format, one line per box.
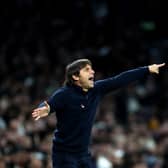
[52, 150, 93, 168]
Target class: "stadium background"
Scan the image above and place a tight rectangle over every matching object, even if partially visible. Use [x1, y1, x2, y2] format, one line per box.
[0, 0, 168, 167]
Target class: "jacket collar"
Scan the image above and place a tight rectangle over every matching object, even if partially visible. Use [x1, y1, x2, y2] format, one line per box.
[70, 84, 89, 95]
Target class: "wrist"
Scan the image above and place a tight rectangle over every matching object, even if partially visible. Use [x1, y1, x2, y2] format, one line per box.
[44, 101, 50, 114]
[47, 105, 50, 114]
[148, 65, 153, 73]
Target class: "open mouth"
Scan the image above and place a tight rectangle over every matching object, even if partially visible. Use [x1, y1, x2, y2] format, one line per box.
[88, 77, 94, 81]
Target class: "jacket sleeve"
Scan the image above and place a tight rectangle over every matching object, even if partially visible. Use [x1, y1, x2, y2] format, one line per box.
[38, 89, 64, 114]
[94, 66, 149, 95]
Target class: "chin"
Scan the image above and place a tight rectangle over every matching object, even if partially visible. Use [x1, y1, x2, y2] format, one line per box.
[89, 84, 94, 88]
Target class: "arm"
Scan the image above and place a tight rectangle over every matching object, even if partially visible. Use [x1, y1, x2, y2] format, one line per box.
[95, 63, 165, 95]
[32, 88, 65, 121]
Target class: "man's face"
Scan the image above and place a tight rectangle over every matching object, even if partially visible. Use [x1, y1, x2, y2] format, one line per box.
[73, 64, 95, 91]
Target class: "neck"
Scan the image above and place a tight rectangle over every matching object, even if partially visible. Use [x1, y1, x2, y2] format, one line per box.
[75, 82, 88, 92]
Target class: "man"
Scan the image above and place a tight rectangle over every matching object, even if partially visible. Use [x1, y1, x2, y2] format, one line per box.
[32, 59, 165, 168]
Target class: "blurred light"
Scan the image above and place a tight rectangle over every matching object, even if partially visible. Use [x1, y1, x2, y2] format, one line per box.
[140, 21, 156, 31]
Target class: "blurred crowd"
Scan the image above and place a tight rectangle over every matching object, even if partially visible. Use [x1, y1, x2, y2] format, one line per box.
[0, 1, 168, 168]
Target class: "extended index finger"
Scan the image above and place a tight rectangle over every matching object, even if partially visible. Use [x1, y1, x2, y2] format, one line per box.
[158, 63, 165, 67]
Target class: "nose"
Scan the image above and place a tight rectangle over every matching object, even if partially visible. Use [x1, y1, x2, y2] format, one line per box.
[91, 69, 95, 74]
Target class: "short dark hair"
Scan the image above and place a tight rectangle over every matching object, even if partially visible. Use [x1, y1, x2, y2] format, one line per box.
[64, 59, 92, 86]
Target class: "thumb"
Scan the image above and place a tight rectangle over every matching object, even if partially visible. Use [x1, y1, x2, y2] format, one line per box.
[44, 101, 49, 108]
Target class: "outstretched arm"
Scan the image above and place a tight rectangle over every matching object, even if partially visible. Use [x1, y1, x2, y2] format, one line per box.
[95, 63, 166, 95]
[32, 101, 50, 120]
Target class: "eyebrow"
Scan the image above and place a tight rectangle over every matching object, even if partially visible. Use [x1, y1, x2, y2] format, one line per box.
[84, 66, 92, 70]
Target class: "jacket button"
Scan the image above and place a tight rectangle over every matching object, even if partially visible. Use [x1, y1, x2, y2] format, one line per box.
[81, 104, 85, 108]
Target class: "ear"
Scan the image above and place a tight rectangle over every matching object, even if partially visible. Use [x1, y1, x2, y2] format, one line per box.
[72, 75, 79, 81]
